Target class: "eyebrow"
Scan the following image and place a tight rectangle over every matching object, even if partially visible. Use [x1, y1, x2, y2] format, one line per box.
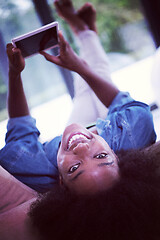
[70, 170, 85, 181]
[97, 162, 114, 167]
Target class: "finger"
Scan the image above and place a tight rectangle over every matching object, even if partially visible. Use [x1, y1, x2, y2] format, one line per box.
[39, 51, 50, 59]
[6, 43, 14, 55]
[54, 0, 60, 10]
[6, 43, 14, 50]
[54, 2, 65, 18]
[39, 50, 45, 55]
[54, 0, 62, 13]
[58, 31, 68, 53]
[40, 51, 61, 65]
[6, 43, 21, 57]
[54, 0, 60, 7]
[11, 48, 24, 63]
[12, 48, 21, 54]
[40, 51, 55, 62]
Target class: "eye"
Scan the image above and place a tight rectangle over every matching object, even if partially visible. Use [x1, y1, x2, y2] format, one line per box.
[95, 153, 108, 159]
[68, 163, 80, 174]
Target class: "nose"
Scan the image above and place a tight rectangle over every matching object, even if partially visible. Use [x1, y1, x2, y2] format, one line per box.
[73, 142, 89, 156]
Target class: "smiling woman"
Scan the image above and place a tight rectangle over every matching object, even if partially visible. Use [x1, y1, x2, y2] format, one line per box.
[0, 0, 156, 196]
[57, 123, 119, 194]
[0, 1, 159, 239]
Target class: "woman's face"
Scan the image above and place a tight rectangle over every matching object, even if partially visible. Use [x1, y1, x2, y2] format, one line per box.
[57, 124, 120, 195]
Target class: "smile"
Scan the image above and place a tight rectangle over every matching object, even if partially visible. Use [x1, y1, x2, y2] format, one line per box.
[67, 133, 89, 150]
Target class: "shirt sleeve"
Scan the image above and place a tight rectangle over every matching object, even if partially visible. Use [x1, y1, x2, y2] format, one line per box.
[108, 91, 136, 113]
[5, 115, 40, 144]
[0, 115, 60, 193]
[97, 92, 156, 151]
[110, 92, 156, 150]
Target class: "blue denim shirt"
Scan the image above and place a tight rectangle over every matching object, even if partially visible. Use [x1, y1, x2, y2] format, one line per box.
[0, 92, 156, 192]
[96, 92, 156, 151]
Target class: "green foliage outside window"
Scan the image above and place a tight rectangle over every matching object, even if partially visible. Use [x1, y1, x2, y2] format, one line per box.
[52, 0, 143, 53]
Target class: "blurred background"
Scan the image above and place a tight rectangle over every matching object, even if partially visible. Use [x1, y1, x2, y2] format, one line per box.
[0, 0, 160, 147]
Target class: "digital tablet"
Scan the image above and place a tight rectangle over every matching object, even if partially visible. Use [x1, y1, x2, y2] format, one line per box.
[12, 21, 59, 58]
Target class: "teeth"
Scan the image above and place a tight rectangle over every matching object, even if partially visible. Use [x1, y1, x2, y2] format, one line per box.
[68, 134, 88, 149]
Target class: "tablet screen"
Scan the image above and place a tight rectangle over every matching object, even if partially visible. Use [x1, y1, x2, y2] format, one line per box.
[14, 26, 58, 58]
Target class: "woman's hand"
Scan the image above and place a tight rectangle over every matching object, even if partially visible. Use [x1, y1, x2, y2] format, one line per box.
[6, 44, 25, 75]
[40, 31, 87, 74]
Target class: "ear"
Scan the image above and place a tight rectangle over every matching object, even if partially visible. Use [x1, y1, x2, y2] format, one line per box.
[59, 174, 64, 186]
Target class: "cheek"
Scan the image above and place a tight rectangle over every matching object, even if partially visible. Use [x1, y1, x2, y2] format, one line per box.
[57, 150, 65, 173]
[57, 146, 62, 161]
[99, 167, 120, 189]
[57, 154, 72, 177]
[73, 168, 119, 194]
[57, 146, 67, 167]
[90, 169, 119, 193]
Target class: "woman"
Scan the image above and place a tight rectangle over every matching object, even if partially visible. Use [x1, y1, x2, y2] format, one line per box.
[0, 1, 159, 239]
[0, 0, 156, 195]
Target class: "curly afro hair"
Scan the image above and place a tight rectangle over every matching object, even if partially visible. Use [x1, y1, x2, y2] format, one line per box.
[29, 149, 160, 240]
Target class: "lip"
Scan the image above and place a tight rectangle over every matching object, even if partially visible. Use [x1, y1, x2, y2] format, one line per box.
[67, 132, 90, 150]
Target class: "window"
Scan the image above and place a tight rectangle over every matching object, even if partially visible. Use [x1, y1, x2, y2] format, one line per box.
[52, 0, 155, 72]
[0, 0, 159, 145]
[0, 0, 69, 122]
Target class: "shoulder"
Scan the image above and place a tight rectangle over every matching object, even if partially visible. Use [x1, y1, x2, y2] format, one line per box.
[108, 91, 149, 114]
[6, 115, 40, 144]
[97, 92, 156, 151]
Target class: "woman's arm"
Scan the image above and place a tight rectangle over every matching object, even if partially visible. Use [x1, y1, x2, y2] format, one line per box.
[76, 61, 119, 108]
[6, 43, 30, 118]
[40, 32, 119, 108]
